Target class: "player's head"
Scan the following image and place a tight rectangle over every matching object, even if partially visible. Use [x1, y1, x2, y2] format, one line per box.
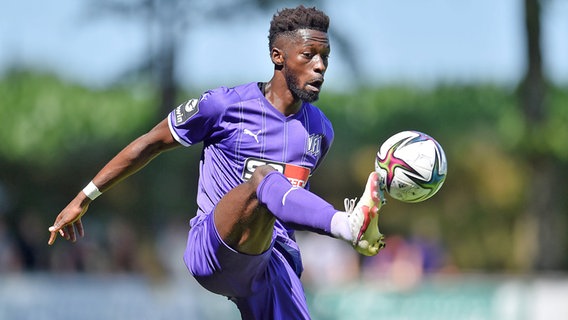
[268, 6, 330, 102]
[268, 6, 329, 52]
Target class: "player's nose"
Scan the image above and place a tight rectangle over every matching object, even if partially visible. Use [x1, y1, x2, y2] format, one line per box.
[313, 55, 327, 74]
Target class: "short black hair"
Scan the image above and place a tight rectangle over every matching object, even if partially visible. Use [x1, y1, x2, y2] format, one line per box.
[268, 5, 329, 50]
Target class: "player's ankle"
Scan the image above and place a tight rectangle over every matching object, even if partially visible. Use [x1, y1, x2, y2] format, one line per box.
[330, 211, 352, 241]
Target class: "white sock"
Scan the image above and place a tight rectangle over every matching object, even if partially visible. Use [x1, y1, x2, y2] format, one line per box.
[330, 211, 352, 241]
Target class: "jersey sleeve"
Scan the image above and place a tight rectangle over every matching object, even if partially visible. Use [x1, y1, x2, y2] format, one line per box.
[168, 88, 229, 146]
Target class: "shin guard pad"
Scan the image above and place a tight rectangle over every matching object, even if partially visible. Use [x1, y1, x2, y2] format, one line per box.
[256, 171, 336, 234]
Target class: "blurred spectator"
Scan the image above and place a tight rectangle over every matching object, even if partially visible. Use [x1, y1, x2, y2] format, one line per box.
[0, 216, 23, 272]
[5, 205, 455, 290]
[106, 217, 140, 272]
[155, 217, 193, 279]
[296, 231, 360, 289]
[361, 234, 450, 290]
[15, 211, 50, 270]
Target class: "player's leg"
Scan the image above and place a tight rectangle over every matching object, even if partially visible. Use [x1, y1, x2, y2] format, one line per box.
[214, 164, 339, 255]
[231, 245, 311, 319]
[215, 165, 386, 256]
[258, 168, 387, 256]
[213, 165, 277, 255]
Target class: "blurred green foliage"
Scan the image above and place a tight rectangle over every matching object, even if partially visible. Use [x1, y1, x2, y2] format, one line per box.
[0, 71, 157, 165]
[1, 70, 567, 272]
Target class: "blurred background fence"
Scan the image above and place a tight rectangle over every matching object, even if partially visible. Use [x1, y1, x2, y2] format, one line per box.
[2, 273, 568, 320]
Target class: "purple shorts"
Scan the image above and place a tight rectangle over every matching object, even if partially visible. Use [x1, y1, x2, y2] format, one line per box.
[183, 212, 311, 319]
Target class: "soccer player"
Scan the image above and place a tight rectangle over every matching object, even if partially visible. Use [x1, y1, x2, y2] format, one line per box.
[48, 5, 386, 319]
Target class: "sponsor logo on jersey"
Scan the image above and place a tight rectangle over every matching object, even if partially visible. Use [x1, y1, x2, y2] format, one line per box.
[307, 134, 322, 156]
[174, 99, 199, 125]
[243, 129, 261, 143]
[242, 158, 310, 187]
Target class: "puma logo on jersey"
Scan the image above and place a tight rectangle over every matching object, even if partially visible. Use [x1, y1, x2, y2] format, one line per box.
[243, 129, 261, 143]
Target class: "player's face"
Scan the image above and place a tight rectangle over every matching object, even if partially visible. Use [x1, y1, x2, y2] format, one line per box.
[282, 29, 330, 102]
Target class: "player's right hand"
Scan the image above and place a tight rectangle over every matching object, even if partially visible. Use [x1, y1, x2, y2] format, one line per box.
[48, 194, 91, 245]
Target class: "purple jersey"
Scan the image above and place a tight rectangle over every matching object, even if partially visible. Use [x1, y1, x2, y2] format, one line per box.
[168, 82, 334, 227]
[168, 82, 334, 319]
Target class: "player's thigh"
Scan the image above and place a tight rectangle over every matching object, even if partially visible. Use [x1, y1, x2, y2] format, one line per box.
[185, 211, 275, 298]
[214, 165, 276, 254]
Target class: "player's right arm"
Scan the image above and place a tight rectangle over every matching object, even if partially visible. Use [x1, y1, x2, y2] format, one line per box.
[48, 118, 180, 245]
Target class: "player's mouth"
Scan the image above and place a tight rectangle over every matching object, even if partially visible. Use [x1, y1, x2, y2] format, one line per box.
[307, 78, 324, 92]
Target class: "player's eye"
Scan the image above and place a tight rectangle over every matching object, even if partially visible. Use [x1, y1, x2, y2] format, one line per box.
[302, 52, 314, 59]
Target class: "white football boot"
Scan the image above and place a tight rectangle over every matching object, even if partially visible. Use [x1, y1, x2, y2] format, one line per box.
[346, 171, 387, 256]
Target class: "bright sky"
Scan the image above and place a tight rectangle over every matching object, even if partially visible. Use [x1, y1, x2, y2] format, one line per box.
[0, 0, 566, 91]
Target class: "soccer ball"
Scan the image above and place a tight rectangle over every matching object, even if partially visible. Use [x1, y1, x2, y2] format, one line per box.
[375, 130, 447, 203]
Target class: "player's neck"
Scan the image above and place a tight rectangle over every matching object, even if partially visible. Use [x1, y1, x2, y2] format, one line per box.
[262, 80, 302, 116]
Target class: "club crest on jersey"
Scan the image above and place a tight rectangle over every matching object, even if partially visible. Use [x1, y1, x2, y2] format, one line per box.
[243, 158, 311, 188]
[307, 134, 322, 156]
[174, 99, 199, 125]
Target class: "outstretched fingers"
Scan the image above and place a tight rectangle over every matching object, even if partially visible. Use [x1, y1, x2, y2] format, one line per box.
[48, 221, 64, 245]
[48, 218, 85, 245]
[75, 219, 84, 238]
[48, 229, 58, 245]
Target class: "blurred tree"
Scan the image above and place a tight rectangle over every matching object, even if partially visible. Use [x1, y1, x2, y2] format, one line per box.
[83, 0, 361, 118]
[517, 0, 566, 270]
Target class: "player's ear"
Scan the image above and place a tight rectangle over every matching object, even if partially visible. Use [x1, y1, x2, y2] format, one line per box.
[271, 47, 284, 68]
